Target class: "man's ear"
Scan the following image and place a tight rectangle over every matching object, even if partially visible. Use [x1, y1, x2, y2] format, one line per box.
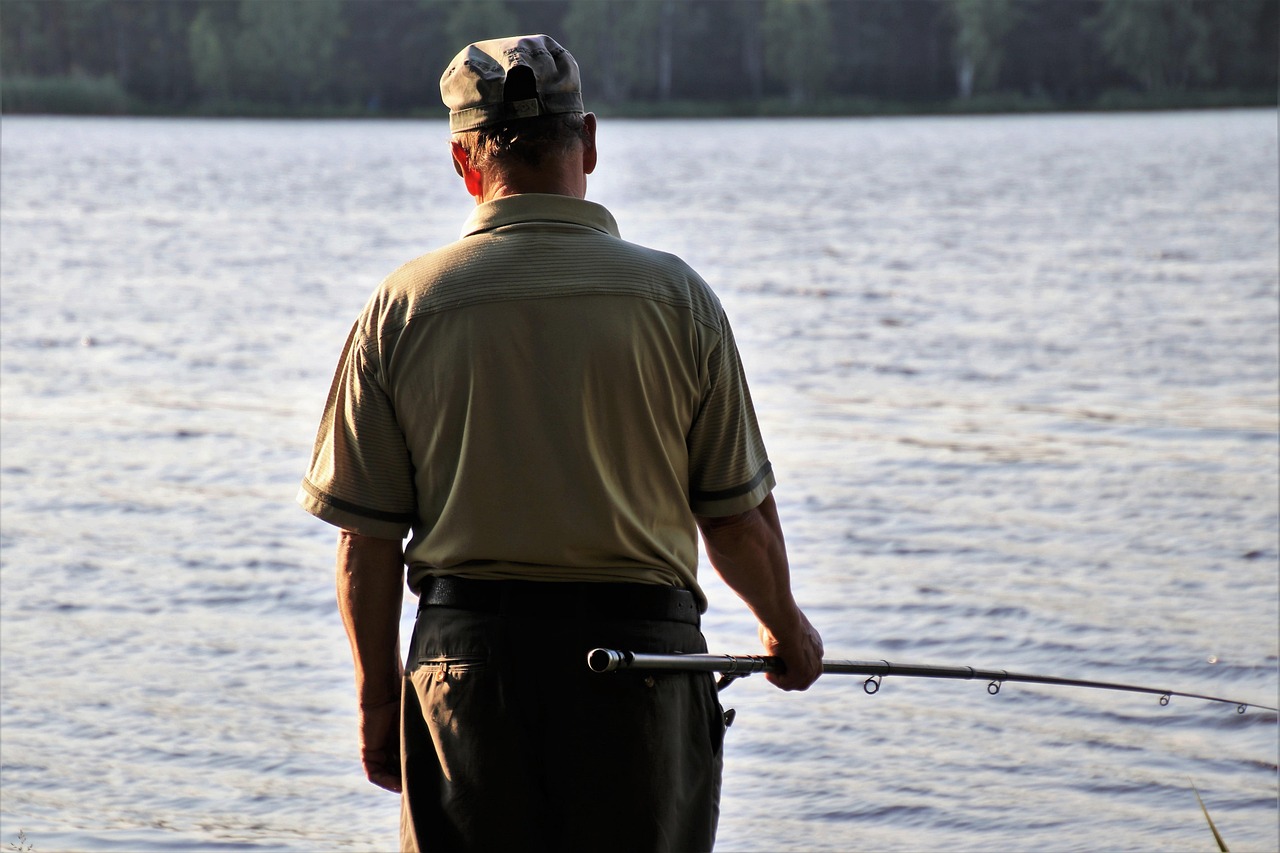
[450, 140, 469, 178]
[450, 141, 484, 199]
[581, 113, 598, 176]
[450, 142, 466, 178]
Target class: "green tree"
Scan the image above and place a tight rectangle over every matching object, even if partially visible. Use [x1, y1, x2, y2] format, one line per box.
[950, 0, 1018, 98]
[1090, 0, 1212, 92]
[332, 1, 451, 113]
[998, 1, 1110, 105]
[762, 0, 834, 105]
[732, 0, 767, 100]
[188, 6, 231, 102]
[111, 1, 200, 108]
[653, 0, 677, 101]
[563, 0, 663, 104]
[442, 0, 519, 53]
[0, 1, 51, 76]
[1195, 0, 1272, 89]
[232, 0, 345, 107]
[0, 0, 116, 78]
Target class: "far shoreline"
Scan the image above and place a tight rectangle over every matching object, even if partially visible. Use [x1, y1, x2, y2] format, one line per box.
[1, 75, 1274, 121]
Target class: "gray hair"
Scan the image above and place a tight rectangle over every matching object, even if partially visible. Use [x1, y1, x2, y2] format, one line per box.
[452, 112, 590, 172]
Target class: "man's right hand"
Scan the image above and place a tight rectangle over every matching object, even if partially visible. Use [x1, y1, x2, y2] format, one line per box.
[358, 697, 403, 793]
[760, 609, 824, 691]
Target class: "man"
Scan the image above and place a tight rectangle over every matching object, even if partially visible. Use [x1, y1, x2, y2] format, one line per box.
[298, 34, 823, 852]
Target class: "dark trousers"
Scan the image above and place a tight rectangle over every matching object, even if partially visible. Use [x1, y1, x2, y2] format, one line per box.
[399, 594, 725, 853]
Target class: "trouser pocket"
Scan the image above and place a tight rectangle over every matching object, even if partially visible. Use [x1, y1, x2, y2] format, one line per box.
[411, 654, 486, 681]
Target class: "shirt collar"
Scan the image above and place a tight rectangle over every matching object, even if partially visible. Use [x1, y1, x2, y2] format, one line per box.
[461, 194, 621, 240]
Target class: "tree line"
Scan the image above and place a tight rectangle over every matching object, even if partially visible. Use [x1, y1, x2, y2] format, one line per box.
[1, 0, 1276, 117]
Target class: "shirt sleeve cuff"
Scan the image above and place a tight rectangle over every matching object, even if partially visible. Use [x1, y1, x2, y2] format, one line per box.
[689, 464, 776, 517]
[296, 482, 413, 541]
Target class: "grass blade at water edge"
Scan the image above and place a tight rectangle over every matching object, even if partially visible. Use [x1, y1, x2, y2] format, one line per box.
[1190, 779, 1229, 852]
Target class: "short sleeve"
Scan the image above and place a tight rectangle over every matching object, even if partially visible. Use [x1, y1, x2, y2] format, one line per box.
[686, 311, 775, 517]
[297, 322, 417, 540]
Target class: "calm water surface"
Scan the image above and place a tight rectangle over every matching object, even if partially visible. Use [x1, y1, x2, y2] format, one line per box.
[1, 111, 1277, 852]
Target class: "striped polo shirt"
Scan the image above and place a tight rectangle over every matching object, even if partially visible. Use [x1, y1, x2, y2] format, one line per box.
[298, 193, 774, 607]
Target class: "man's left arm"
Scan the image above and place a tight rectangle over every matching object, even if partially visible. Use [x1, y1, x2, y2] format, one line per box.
[697, 493, 823, 691]
[336, 530, 406, 793]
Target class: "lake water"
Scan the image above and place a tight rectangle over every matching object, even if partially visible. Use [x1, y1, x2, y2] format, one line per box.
[1, 110, 1276, 852]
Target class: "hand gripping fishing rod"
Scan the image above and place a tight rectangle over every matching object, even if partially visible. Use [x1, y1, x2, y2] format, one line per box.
[586, 649, 1279, 714]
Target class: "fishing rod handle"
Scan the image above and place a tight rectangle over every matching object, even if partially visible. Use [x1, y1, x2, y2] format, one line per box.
[587, 648, 780, 674]
[587, 648, 629, 673]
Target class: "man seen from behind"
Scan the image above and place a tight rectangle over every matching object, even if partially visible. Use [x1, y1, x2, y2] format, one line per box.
[298, 34, 824, 853]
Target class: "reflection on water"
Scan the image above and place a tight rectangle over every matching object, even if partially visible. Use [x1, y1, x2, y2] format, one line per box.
[1, 111, 1277, 852]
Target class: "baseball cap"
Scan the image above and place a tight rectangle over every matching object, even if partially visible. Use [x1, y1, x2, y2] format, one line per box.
[440, 34, 584, 133]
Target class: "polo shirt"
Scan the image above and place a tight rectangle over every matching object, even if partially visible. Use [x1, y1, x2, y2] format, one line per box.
[298, 193, 774, 608]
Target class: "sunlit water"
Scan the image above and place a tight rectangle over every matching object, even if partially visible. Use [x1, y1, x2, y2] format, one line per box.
[1, 111, 1276, 852]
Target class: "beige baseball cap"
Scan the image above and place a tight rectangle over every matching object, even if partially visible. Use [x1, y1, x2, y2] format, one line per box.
[440, 34, 584, 133]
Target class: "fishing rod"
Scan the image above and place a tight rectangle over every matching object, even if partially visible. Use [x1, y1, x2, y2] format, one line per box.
[586, 649, 1279, 714]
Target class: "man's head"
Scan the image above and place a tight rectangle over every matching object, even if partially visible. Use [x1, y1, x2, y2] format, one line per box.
[440, 35, 596, 201]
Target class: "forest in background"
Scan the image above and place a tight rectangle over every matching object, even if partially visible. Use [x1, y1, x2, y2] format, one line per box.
[1, 0, 1276, 118]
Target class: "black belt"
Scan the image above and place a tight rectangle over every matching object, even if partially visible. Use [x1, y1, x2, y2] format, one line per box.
[417, 576, 700, 625]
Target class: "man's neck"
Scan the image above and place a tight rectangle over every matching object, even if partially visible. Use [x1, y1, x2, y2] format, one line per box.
[476, 161, 587, 204]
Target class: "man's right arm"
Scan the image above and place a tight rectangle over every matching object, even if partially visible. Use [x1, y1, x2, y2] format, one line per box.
[336, 529, 406, 793]
[696, 493, 824, 691]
